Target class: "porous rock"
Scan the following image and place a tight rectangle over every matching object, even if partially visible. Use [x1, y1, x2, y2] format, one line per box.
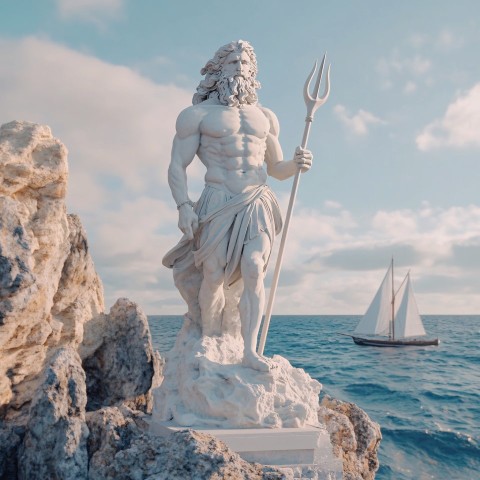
[0, 120, 69, 412]
[318, 395, 382, 480]
[87, 406, 286, 480]
[18, 346, 89, 480]
[0, 121, 162, 478]
[0, 424, 25, 479]
[0, 121, 104, 419]
[81, 298, 163, 412]
[52, 213, 105, 347]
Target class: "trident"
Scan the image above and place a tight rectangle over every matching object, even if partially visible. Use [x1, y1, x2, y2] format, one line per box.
[257, 54, 331, 356]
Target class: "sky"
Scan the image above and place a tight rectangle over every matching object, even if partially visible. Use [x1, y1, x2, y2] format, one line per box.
[1, 0, 480, 316]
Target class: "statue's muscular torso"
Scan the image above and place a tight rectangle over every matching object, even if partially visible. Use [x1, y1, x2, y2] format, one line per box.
[178, 104, 276, 195]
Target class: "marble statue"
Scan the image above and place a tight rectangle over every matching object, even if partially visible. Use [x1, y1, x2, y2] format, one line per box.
[162, 40, 312, 372]
[153, 40, 326, 429]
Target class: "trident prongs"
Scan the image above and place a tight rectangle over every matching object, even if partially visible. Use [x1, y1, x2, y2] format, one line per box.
[303, 53, 331, 122]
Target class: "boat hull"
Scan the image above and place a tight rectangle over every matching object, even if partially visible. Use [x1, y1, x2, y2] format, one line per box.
[351, 336, 439, 347]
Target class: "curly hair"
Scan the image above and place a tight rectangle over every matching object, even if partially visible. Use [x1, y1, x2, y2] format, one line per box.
[192, 40, 261, 105]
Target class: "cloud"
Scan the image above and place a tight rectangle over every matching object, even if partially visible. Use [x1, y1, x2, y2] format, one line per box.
[408, 33, 428, 49]
[324, 200, 342, 210]
[322, 245, 420, 271]
[1, 36, 479, 316]
[266, 202, 480, 315]
[88, 196, 181, 311]
[333, 105, 386, 136]
[408, 30, 464, 52]
[436, 29, 464, 50]
[0, 36, 196, 313]
[0, 36, 193, 212]
[416, 83, 480, 151]
[377, 54, 432, 77]
[56, 0, 123, 23]
[376, 53, 432, 91]
[371, 210, 418, 237]
[403, 81, 417, 94]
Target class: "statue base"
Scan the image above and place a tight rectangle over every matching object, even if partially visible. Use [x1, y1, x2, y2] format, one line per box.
[153, 323, 323, 429]
[148, 420, 343, 479]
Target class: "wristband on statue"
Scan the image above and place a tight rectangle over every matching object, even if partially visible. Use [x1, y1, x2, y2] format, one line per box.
[176, 200, 195, 210]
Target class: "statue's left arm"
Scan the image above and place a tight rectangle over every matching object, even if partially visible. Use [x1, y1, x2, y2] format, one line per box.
[261, 107, 313, 180]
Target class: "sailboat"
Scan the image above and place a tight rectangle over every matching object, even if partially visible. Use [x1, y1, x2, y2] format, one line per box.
[344, 260, 439, 347]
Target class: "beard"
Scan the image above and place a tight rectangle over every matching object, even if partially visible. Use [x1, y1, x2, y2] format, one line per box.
[216, 73, 258, 107]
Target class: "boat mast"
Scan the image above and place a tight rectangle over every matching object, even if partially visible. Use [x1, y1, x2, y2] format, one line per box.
[391, 257, 395, 340]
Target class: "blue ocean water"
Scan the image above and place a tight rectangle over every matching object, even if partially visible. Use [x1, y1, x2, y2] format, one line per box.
[148, 315, 480, 480]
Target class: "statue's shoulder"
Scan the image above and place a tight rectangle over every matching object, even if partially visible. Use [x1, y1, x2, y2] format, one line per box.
[175, 104, 209, 137]
[258, 105, 280, 136]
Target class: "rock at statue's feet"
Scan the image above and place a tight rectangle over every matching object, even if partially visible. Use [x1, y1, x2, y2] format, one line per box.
[242, 351, 270, 372]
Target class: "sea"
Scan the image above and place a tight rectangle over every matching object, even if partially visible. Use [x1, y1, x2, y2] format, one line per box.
[148, 315, 480, 480]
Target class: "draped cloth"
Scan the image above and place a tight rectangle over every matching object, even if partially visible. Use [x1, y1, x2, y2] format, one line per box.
[162, 183, 282, 287]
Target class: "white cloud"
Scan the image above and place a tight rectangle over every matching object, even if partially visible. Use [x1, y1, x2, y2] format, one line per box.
[408, 33, 428, 49]
[0, 37, 192, 208]
[56, 0, 123, 22]
[377, 54, 432, 77]
[376, 53, 432, 92]
[324, 200, 342, 210]
[372, 210, 418, 237]
[89, 196, 180, 310]
[266, 202, 480, 315]
[0, 36, 196, 313]
[2, 36, 479, 316]
[436, 29, 464, 51]
[333, 105, 386, 136]
[403, 81, 417, 94]
[416, 83, 480, 151]
[408, 30, 464, 52]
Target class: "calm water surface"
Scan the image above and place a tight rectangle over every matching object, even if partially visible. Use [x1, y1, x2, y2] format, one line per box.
[148, 315, 480, 480]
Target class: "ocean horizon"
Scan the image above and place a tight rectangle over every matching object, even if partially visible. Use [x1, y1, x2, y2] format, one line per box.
[148, 314, 480, 480]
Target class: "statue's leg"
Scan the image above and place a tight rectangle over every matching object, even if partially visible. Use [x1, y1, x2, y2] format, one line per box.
[239, 232, 270, 372]
[199, 233, 228, 336]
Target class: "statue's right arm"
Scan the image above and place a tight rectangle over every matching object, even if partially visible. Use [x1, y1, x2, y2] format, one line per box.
[168, 107, 202, 239]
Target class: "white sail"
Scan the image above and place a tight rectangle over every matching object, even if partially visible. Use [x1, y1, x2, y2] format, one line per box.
[393, 274, 426, 339]
[354, 263, 393, 336]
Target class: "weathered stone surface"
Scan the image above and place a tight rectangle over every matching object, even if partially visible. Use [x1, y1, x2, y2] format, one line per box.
[87, 406, 286, 480]
[0, 121, 70, 412]
[0, 424, 25, 480]
[52, 213, 105, 347]
[0, 121, 104, 420]
[82, 298, 162, 412]
[18, 347, 89, 480]
[318, 395, 382, 480]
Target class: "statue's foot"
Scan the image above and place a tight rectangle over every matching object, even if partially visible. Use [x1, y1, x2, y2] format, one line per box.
[242, 352, 270, 372]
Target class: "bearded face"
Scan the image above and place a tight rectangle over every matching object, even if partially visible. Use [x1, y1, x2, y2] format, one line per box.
[192, 41, 261, 106]
[216, 71, 258, 107]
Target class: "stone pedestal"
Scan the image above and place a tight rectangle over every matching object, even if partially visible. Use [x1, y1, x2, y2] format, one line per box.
[148, 420, 343, 479]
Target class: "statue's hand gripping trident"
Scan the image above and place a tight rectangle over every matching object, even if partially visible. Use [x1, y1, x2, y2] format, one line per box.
[257, 54, 331, 356]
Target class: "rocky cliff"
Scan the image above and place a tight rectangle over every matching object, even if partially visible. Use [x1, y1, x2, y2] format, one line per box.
[0, 121, 381, 479]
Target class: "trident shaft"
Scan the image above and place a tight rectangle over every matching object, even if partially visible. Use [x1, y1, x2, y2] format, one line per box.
[257, 54, 331, 356]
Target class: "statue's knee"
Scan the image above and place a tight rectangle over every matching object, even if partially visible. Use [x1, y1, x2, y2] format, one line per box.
[242, 256, 265, 283]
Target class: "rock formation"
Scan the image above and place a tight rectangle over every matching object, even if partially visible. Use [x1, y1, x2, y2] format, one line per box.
[0, 121, 380, 479]
[86, 406, 285, 480]
[318, 395, 382, 480]
[18, 347, 89, 480]
[0, 121, 161, 479]
[81, 298, 163, 412]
